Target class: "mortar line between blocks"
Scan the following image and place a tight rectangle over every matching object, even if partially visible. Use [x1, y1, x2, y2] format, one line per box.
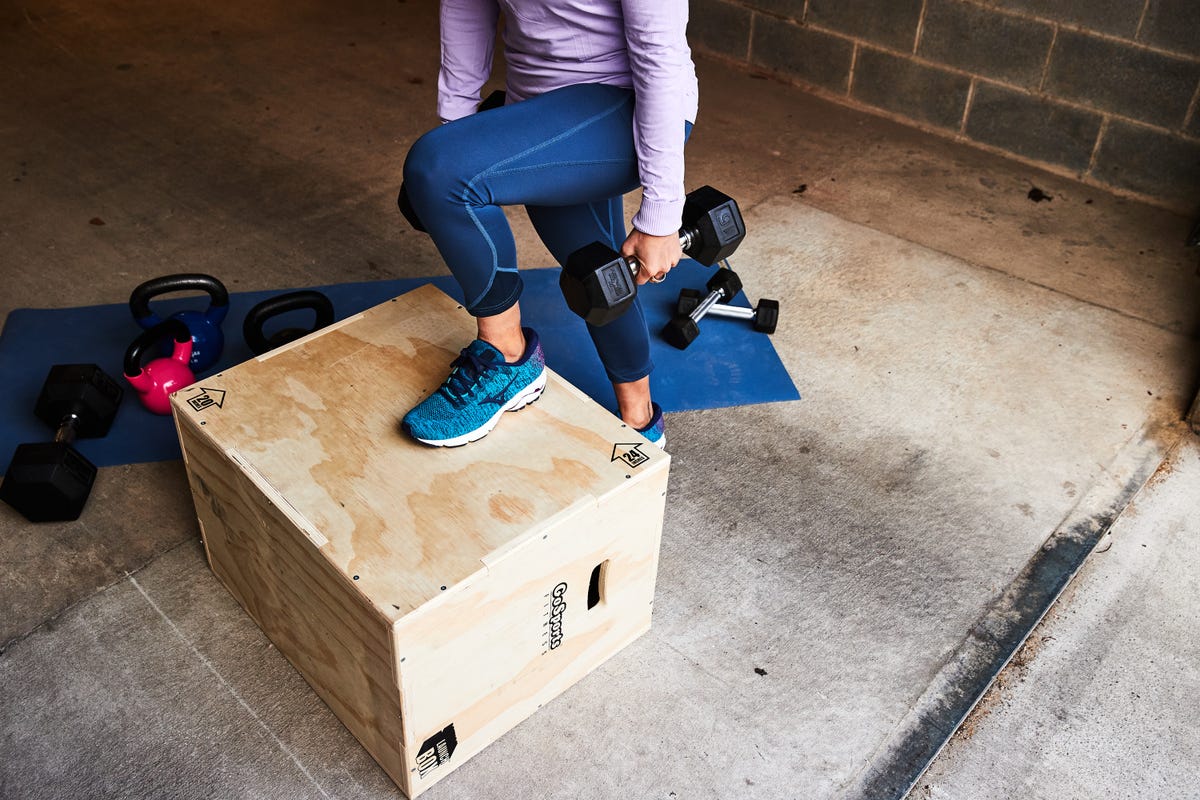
[1038, 25, 1058, 93]
[913, 0, 928, 55]
[128, 574, 335, 800]
[1184, 81, 1200, 130]
[1134, 0, 1151, 40]
[745, 10, 755, 63]
[1086, 116, 1109, 178]
[960, 78, 977, 134]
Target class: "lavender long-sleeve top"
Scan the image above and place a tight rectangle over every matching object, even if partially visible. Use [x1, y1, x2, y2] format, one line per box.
[437, 0, 699, 237]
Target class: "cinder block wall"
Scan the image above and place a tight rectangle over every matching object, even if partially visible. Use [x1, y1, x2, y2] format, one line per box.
[690, 0, 1200, 214]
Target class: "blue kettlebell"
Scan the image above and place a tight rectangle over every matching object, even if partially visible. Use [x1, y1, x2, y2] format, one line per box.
[129, 274, 229, 372]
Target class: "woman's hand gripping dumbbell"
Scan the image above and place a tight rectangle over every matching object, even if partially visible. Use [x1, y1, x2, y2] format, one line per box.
[558, 186, 746, 327]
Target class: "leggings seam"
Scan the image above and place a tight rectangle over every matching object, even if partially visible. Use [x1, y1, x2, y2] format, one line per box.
[458, 95, 632, 310]
[463, 205, 500, 309]
[471, 280, 523, 317]
[484, 158, 632, 179]
[467, 94, 631, 188]
[588, 203, 607, 243]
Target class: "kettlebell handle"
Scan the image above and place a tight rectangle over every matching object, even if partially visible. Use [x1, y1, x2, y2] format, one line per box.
[243, 290, 335, 355]
[124, 319, 192, 378]
[129, 274, 230, 323]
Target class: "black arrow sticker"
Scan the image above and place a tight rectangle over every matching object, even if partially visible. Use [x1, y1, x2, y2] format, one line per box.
[184, 387, 226, 412]
[611, 442, 649, 469]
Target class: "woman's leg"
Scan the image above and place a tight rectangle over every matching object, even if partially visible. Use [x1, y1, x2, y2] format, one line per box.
[402, 83, 658, 424]
[402, 83, 640, 318]
[524, 198, 655, 428]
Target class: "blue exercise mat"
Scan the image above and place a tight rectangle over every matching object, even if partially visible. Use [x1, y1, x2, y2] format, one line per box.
[0, 262, 799, 470]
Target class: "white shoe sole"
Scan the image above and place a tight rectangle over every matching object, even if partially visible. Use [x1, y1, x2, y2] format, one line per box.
[414, 370, 547, 448]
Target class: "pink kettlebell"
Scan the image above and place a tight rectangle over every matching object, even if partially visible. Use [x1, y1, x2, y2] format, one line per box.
[124, 319, 196, 415]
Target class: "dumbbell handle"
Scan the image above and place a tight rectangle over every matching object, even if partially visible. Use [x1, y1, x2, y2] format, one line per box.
[53, 411, 83, 445]
[616, 227, 702, 277]
[46, 397, 96, 445]
[689, 301, 756, 322]
[685, 283, 739, 324]
[680, 227, 699, 254]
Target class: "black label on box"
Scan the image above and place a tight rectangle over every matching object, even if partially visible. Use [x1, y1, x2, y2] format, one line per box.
[416, 724, 457, 778]
[611, 443, 648, 469]
[545, 581, 568, 651]
[182, 386, 226, 412]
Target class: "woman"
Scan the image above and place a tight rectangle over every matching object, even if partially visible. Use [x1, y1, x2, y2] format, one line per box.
[400, 0, 698, 448]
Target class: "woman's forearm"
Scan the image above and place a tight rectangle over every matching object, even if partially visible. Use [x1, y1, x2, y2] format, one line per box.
[438, 0, 501, 123]
[620, 0, 694, 236]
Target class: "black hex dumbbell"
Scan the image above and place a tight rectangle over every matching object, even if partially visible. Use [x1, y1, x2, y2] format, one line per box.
[661, 268, 779, 350]
[560, 185, 746, 327]
[0, 364, 123, 522]
[673, 287, 780, 337]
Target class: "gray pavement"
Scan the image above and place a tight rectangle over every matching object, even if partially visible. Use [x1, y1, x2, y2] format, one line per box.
[920, 436, 1200, 800]
[2, 1, 1199, 799]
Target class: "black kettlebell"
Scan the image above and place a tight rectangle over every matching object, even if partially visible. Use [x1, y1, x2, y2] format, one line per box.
[243, 290, 335, 355]
[129, 274, 229, 372]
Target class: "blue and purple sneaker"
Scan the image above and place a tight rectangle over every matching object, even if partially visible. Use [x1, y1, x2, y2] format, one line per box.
[403, 328, 546, 447]
[637, 402, 666, 449]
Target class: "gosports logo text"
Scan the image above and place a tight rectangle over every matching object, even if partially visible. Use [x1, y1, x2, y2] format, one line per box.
[547, 582, 568, 651]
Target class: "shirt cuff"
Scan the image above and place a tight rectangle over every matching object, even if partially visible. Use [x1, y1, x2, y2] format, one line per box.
[631, 197, 684, 237]
[437, 96, 478, 124]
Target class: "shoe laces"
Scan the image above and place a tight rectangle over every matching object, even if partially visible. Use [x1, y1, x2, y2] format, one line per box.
[440, 347, 496, 405]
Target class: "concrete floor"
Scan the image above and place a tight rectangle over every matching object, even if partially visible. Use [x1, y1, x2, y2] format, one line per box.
[2, 1, 1198, 798]
[918, 436, 1200, 800]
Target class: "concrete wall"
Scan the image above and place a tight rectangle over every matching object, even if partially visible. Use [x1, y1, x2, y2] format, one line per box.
[689, 0, 1200, 214]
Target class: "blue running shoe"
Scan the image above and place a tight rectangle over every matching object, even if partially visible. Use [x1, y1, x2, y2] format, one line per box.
[637, 402, 666, 450]
[403, 328, 547, 447]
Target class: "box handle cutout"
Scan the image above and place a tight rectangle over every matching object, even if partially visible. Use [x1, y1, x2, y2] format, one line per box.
[588, 560, 610, 609]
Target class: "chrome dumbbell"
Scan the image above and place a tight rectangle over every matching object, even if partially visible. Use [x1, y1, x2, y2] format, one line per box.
[662, 270, 779, 350]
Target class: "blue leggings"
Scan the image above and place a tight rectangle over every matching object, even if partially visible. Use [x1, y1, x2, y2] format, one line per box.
[403, 83, 687, 384]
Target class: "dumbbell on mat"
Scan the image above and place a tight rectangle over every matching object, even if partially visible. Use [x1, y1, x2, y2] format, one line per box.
[674, 287, 780, 335]
[0, 364, 123, 522]
[662, 268, 780, 350]
[560, 185, 746, 327]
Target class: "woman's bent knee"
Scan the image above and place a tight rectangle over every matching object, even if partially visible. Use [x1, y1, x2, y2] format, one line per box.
[402, 125, 470, 208]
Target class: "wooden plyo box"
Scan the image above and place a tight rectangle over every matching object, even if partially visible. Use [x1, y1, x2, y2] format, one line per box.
[170, 285, 670, 798]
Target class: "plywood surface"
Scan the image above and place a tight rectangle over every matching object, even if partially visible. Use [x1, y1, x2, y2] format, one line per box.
[171, 284, 669, 621]
[178, 426, 410, 786]
[393, 468, 668, 795]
